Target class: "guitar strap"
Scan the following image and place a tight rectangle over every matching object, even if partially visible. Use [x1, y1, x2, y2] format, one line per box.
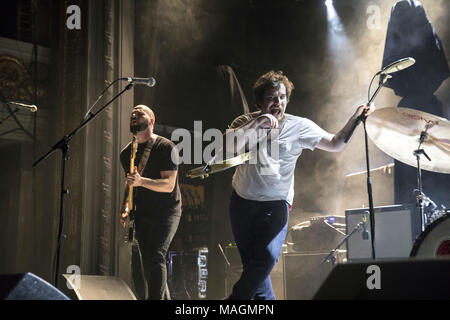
[136, 135, 155, 175]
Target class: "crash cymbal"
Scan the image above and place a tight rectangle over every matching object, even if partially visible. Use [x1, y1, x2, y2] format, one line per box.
[366, 107, 450, 174]
[186, 152, 253, 179]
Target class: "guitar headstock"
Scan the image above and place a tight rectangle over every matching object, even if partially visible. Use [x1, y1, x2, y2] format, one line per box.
[131, 135, 138, 155]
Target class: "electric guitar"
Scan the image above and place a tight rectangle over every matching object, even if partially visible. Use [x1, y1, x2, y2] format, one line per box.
[121, 135, 138, 243]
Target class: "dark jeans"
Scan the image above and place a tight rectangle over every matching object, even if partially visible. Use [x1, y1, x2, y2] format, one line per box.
[228, 190, 289, 300]
[132, 212, 180, 300]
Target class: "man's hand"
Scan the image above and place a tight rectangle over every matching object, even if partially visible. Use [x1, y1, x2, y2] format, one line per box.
[354, 103, 375, 120]
[120, 210, 128, 228]
[126, 166, 143, 187]
[255, 113, 279, 129]
[316, 103, 376, 152]
[119, 199, 129, 228]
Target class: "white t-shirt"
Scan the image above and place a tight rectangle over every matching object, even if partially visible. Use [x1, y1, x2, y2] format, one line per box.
[230, 112, 333, 205]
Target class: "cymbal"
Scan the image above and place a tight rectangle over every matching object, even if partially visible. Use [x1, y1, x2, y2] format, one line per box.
[366, 107, 450, 174]
[186, 152, 253, 179]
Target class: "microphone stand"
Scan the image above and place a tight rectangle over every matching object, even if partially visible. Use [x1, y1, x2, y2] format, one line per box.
[343, 73, 390, 260]
[33, 82, 134, 288]
[321, 221, 365, 266]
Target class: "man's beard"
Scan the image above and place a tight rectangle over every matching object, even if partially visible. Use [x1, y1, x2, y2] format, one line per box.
[130, 120, 149, 134]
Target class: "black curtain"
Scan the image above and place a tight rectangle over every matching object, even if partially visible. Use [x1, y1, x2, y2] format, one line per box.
[381, 0, 450, 209]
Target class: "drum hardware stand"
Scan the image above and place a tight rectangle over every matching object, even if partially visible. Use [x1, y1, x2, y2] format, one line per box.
[321, 221, 366, 266]
[33, 82, 134, 289]
[414, 127, 432, 232]
[217, 243, 233, 297]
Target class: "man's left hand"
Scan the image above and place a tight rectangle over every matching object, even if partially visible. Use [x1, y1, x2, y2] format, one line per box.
[355, 103, 375, 119]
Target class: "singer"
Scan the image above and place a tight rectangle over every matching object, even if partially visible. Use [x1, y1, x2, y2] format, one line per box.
[119, 104, 182, 300]
[224, 70, 373, 300]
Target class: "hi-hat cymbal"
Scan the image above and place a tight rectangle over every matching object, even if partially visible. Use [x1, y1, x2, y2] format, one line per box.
[366, 107, 450, 174]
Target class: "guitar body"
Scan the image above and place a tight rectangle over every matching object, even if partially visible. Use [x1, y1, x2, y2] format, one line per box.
[127, 210, 135, 243]
[122, 136, 138, 243]
[121, 188, 136, 244]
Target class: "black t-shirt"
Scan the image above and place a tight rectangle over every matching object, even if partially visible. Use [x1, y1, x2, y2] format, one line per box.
[120, 135, 182, 221]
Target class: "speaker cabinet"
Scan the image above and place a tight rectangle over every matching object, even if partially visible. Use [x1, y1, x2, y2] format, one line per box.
[0, 273, 69, 300]
[167, 248, 209, 300]
[345, 204, 421, 260]
[314, 258, 450, 299]
[63, 275, 136, 300]
[283, 252, 344, 300]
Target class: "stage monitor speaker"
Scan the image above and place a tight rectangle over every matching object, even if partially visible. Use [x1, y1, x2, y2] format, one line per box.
[313, 258, 450, 300]
[345, 204, 421, 260]
[63, 275, 136, 300]
[283, 252, 345, 300]
[0, 273, 69, 300]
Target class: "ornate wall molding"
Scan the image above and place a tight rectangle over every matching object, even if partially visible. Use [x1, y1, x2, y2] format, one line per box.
[81, 0, 135, 285]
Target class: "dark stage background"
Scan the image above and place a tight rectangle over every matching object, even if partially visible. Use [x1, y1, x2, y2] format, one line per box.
[0, 0, 448, 299]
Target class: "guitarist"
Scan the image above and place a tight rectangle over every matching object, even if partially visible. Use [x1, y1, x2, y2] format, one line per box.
[120, 105, 181, 300]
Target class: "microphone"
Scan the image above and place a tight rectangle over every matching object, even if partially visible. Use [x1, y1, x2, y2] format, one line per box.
[362, 212, 369, 240]
[362, 222, 369, 240]
[7, 101, 38, 112]
[377, 57, 416, 75]
[121, 77, 156, 87]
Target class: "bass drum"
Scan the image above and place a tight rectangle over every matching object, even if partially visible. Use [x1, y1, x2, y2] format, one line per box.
[410, 214, 450, 257]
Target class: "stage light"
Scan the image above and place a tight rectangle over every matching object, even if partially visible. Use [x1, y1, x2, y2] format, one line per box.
[324, 0, 355, 74]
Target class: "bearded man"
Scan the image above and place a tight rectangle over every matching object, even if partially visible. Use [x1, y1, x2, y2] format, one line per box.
[120, 104, 181, 300]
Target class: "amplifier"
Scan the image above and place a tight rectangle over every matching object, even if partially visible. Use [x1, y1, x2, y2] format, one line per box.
[345, 204, 421, 260]
[167, 248, 208, 299]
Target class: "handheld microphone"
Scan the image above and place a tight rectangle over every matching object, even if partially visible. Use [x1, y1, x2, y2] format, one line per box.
[7, 102, 38, 112]
[377, 57, 416, 75]
[121, 77, 156, 87]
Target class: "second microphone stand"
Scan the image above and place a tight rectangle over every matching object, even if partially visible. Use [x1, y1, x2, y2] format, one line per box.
[321, 221, 366, 266]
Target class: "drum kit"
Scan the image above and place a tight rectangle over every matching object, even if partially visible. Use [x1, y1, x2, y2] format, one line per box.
[366, 107, 450, 258]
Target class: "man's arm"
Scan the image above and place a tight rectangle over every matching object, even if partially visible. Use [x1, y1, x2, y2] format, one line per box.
[126, 169, 177, 193]
[317, 104, 374, 152]
[223, 113, 279, 157]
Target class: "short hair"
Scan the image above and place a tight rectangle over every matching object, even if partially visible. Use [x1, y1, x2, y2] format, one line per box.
[252, 70, 295, 108]
[133, 104, 155, 120]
